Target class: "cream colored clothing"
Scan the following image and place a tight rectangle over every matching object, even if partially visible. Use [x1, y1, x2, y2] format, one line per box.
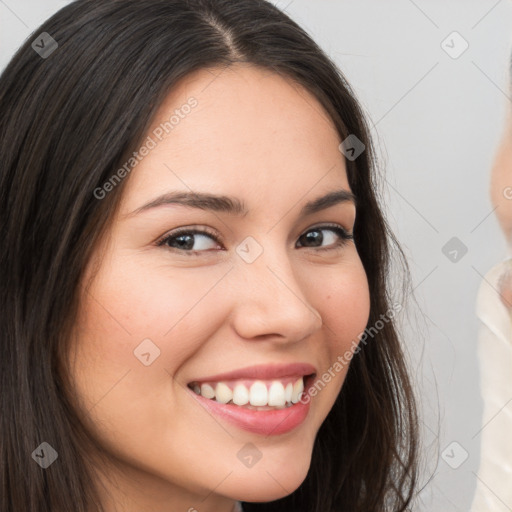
[471, 259, 512, 512]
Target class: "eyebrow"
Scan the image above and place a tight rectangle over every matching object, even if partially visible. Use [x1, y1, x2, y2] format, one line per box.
[126, 188, 356, 218]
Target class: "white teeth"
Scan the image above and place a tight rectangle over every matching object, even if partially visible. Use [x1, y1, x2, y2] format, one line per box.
[232, 383, 249, 405]
[200, 383, 215, 399]
[284, 382, 293, 403]
[291, 378, 304, 403]
[192, 377, 306, 407]
[268, 381, 286, 407]
[215, 382, 232, 404]
[249, 381, 268, 406]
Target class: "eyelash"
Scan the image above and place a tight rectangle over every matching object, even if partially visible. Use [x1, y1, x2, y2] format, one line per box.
[155, 224, 354, 256]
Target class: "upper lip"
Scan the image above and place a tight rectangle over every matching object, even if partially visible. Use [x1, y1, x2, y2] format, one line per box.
[188, 363, 317, 384]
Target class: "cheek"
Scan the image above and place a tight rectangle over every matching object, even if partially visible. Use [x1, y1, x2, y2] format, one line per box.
[76, 257, 227, 356]
[297, 255, 370, 417]
[311, 257, 371, 348]
[68, 257, 235, 418]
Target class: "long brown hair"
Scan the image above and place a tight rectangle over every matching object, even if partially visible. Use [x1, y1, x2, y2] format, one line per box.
[0, 1, 419, 510]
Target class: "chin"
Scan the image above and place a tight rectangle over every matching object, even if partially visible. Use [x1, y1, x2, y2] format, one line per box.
[228, 458, 310, 503]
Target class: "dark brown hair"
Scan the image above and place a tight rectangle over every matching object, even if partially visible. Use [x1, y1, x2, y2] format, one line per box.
[0, 1, 419, 510]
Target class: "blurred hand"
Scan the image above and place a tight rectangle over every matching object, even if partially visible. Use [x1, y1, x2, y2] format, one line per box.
[490, 103, 512, 247]
[498, 260, 512, 309]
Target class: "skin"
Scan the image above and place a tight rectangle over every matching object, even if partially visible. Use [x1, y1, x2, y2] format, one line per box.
[490, 101, 512, 307]
[491, 102, 512, 245]
[68, 63, 371, 512]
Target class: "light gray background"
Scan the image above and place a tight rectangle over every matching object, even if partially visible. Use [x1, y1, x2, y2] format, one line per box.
[2, 1, 512, 510]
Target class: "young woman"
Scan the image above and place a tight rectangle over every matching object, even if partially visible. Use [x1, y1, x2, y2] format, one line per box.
[0, 1, 419, 511]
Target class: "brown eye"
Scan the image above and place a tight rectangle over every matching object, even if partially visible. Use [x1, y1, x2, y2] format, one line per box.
[157, 228, 222, 255]
[296, 225, 353, 251]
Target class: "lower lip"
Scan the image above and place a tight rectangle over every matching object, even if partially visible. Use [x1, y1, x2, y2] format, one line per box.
[187, 376, 314, 436]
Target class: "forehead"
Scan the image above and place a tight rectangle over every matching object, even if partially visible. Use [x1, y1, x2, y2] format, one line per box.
[119, 63, 350, 213]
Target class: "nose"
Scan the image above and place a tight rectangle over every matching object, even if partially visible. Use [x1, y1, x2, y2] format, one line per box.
[228, 242, 323, 343]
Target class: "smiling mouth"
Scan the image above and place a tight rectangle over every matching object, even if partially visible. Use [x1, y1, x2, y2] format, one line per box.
[187, 373, 316, 410]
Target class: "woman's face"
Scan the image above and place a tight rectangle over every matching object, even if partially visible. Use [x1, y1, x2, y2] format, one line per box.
[69, 63, 370, 512]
